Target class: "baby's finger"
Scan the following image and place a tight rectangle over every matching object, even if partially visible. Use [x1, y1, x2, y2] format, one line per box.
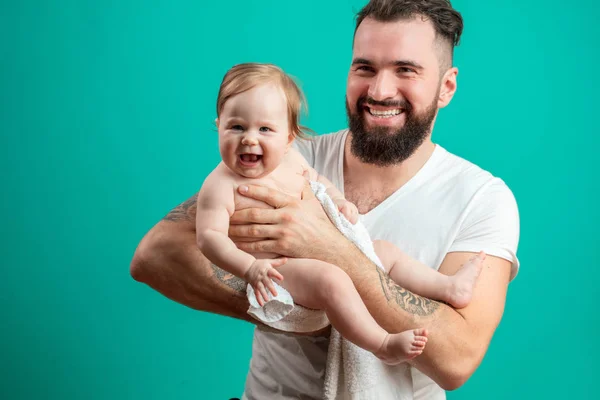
[268, 268, 284, 282]
[272, 257, 288, 267]
[266, 280, 278, 297]
[255, 290, 264, 307]
[258, 282, 270, 304]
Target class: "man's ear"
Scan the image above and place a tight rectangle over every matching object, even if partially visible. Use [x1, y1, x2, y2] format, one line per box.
[437, 67, 458, 109]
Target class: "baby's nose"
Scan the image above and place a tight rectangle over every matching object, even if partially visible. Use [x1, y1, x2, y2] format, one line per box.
[241, 135, 258, 145]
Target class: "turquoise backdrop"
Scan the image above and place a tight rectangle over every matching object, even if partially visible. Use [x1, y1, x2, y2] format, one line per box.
[1, 0, 598, 399]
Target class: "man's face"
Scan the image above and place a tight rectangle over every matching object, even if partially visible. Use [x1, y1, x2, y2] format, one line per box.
[346, 17, 448, 166]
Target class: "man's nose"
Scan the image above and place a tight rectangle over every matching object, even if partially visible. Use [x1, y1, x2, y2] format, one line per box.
[367, 71, 397, 101]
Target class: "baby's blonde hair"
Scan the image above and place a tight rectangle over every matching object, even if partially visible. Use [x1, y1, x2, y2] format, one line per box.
[216, 63, 312, 139]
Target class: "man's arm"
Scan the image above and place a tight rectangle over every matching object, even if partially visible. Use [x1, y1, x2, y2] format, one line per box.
[229, 183, 511, 390]
[131, 192, 331, 336]
[343, 248, 510, 390]
[130, 193, 252, 321]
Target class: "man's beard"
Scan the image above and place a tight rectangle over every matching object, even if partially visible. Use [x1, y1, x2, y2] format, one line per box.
[346, 95, 438, 167]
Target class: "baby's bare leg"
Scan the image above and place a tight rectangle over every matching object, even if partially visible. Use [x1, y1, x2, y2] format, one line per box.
[276, 259, 386, 352]
[374, 240, 485, 309]
[277, 259, 426, 362]
[445, 252, 487, 308]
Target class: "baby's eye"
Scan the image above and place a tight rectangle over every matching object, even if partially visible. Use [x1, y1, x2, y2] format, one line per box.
[259, 126, 271, 132]
[231, 125, 244, 131]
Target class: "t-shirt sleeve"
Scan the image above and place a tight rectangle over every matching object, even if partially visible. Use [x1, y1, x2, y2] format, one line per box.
[448, 178, 521, 280]
[292, 137, 315, 168]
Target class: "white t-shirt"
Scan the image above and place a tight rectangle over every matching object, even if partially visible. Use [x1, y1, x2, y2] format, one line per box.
[243, 129, 520, 400]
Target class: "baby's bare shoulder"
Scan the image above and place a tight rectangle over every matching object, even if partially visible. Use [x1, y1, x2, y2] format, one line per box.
[285, 147, 309, 166]
[198, 164, 238, 200]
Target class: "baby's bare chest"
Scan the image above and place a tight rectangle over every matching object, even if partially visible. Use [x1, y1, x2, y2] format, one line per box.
[233, 164, 305, 211]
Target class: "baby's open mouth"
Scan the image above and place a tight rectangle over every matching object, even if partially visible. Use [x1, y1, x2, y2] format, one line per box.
[239, 154, 262, 164]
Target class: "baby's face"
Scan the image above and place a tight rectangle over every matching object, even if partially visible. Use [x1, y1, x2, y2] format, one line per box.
[217, 83, 292, 179]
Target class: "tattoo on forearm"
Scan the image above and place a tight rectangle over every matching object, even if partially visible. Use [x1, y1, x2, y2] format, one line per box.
[163, 193, 198, 222]
[376, 267, 440, 316]
[211, 264, 246, 293]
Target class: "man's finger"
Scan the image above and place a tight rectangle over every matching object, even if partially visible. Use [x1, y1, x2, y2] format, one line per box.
[228, 224, 278, 238]
[230, 209, 278, 224]
[236, 240, 278, 254]
[238, 184, 293, 209]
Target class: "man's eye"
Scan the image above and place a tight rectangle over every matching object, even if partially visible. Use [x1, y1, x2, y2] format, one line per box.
[231, 125, 244, 131]
[259, 126, 271, 132]
[398, 67, 415, 74]
[356, 66, 374, 72]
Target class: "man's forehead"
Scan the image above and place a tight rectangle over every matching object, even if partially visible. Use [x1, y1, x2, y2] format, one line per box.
[352, 17, 437, 60]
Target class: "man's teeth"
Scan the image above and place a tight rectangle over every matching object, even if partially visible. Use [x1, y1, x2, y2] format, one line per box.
[368, 108, 402, 118]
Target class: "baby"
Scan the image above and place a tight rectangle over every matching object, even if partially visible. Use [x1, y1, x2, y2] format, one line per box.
[196, 63, 485, 364]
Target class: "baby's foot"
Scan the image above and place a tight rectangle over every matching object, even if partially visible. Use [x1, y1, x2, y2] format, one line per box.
[446, 251, 486, 309]
[375, 328, 428, 365]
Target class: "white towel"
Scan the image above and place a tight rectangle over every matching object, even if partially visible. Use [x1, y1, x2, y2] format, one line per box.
[246, 181, 413, 399]
[246, 280, 330, 333]
[310, 181, 414, 400]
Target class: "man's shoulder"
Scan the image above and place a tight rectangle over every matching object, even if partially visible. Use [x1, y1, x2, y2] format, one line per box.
[296, 128, 347, 148]
[431, 146, 517, 212]
[293, 129, 348, 167]
[435, 145, 512, 192]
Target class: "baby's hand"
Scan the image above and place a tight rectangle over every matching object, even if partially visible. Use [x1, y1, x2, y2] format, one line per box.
[244, 258, 287, 306]
[334, 198, 359, 224]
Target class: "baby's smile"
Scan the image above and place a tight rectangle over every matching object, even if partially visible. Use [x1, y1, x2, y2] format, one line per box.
[239, 153, 263, 166]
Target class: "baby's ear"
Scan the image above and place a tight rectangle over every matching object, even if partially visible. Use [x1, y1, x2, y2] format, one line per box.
[285, 135, 294, 152]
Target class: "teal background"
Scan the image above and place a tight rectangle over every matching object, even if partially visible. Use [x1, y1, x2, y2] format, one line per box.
[1, 0, 598, 399]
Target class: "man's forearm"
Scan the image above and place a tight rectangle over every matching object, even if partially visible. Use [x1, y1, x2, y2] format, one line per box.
[130, 193, 251, 321]
[322, 241, 481, 390]
[131, 221, 254, 321]
[131, 222, 332, 337]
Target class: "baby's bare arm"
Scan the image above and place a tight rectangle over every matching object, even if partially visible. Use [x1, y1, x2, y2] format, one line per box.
[196, 173, 256, 278]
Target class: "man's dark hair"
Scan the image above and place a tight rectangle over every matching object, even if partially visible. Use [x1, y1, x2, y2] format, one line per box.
[354, 0, 463, 68]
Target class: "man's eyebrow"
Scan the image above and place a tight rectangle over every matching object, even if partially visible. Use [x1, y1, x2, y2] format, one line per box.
[351, 58, 424, 70]
[393, 60, 424, 70]
[351, 57, 372, 65]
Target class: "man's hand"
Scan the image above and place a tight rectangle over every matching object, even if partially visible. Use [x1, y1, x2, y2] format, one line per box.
[228, 182, 349, 259]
